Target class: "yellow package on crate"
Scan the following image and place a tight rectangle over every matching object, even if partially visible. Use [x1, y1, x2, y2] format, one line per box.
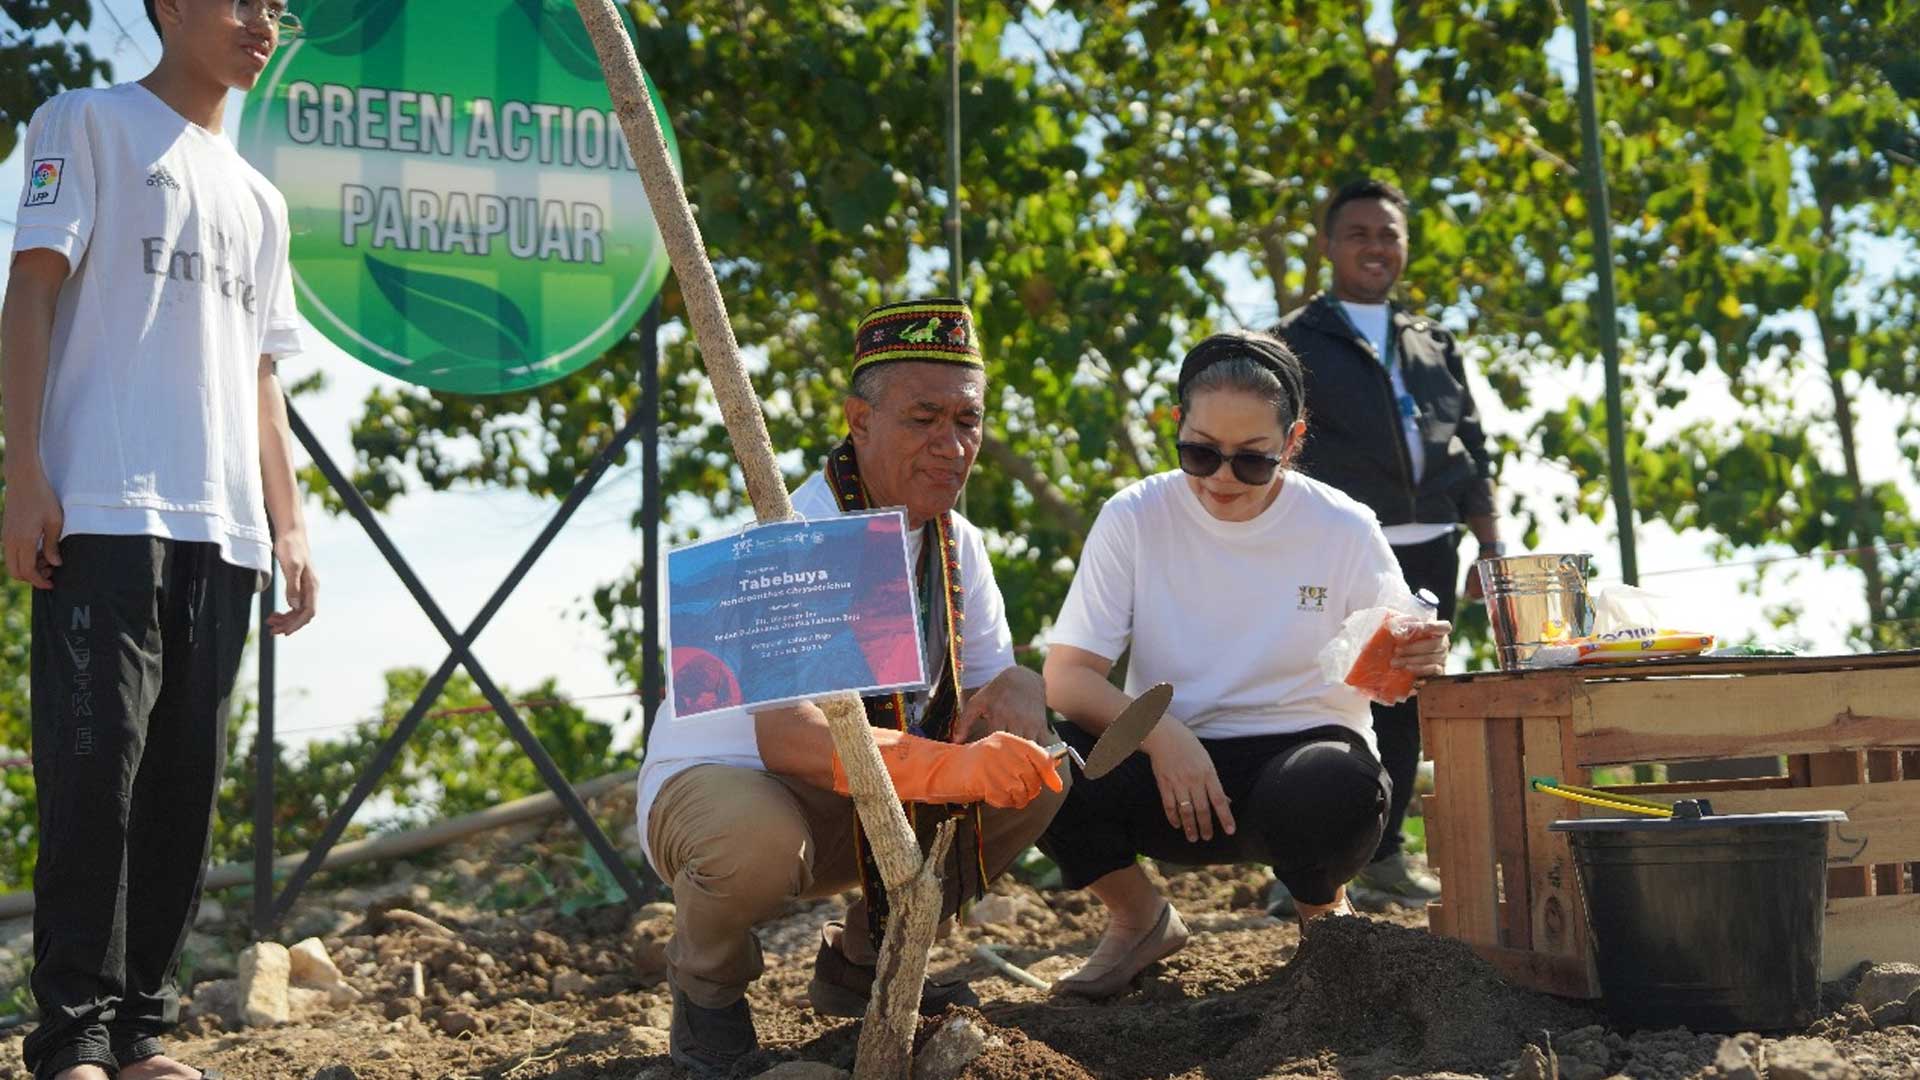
[1523, 627, 1715, 668]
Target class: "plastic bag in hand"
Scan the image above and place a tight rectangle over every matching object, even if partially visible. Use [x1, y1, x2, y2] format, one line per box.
[1317, 572, 1436, 705]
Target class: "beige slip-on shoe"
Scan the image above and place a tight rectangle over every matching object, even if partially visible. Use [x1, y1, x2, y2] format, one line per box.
[1050, 902, 1190, 1000]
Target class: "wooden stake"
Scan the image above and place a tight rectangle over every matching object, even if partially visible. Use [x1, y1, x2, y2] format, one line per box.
[572, 5, 940, 1075]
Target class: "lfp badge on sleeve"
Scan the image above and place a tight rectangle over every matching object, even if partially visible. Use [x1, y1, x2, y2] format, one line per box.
[666, 511, 927, 720]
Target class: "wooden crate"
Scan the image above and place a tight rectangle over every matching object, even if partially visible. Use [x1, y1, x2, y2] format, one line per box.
[1418, 652, 1920, 997]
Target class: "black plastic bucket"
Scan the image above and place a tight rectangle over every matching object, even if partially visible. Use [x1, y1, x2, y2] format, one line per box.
[1549, 810, 1847, 1032]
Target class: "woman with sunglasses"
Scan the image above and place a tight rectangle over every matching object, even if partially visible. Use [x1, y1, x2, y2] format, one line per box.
[1036, 330, 1451, 999]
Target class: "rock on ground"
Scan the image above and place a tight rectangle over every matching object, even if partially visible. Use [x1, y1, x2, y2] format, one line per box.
[915, 1013, 999, 1080]
[236, 942, 291, 1028]
[1869, 999, 1912, 1030]
[289, 937, 343, 985]
[1712, 1034, 1762, 1080]
[289, 937, 363, 1007]
[628, 922, 671, 977]
[1854, 964, 1920, 1012]
[187, 978, 241, 1029]
[1767, 1037, 1862, 1080]
[438, 1009, 485, 1037]
[287, 985, 331, 1022]
[964, 895, 1035, 928]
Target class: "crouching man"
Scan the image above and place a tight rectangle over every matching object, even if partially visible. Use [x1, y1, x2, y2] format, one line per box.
[636, 299, 1068, 1075]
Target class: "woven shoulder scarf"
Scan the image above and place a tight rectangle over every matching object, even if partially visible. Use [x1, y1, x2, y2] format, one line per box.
[823, 438, 988, 943]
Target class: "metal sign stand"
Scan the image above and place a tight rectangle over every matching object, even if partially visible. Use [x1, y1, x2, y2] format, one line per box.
[251, 301, 663, 932]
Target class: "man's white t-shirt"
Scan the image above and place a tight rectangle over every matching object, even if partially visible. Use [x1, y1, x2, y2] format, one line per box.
[14, 83, 304, 574]
[1049, 470, 1403, 753]
[1340, 300, 1454, 548]
[635, 470, 1017, 866]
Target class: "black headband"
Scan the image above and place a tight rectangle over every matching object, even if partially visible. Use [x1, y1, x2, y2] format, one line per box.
[1175, 332, 1301, 404]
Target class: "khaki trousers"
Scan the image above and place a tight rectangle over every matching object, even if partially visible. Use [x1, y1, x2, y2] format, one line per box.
[647, 763, 1068, 1008]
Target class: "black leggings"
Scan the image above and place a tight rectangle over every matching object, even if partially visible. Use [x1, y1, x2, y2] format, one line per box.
[1038, 724, 1389, 906]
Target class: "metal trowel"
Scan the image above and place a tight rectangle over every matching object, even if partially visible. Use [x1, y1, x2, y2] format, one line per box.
[1045, 682, 1174, 779]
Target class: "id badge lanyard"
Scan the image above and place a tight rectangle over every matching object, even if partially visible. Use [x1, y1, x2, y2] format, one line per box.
[1385, 332, 1419, 427]
[1340, 304, 1419, 425]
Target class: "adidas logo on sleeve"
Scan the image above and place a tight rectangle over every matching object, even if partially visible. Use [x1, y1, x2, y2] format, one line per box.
[145, 166, 180, 190]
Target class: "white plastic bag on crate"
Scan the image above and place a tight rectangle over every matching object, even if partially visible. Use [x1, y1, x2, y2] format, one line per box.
[1592, 583, 1678, 634]
[1525, 583, 1714, 668]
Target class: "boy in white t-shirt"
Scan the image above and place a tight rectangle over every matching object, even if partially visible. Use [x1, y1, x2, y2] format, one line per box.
[1, 3, 315, 1078]
[639, 299, 1064, 1075]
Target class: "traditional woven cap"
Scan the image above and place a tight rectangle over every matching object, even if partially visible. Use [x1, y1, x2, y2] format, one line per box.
[853, 297, 983, 376]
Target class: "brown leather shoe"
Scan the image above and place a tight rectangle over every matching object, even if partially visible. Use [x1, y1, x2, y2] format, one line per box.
[806, 922, 980, 1018]
[1050, 902, 1189, 1000]
[669, 982, 758, 1076]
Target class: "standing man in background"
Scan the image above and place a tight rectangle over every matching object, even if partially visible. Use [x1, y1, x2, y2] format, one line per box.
[1273, 178, 1502, 912]
[2, 2, 316, 1077]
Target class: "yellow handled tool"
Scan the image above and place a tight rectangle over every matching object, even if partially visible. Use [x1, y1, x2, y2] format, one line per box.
[1530, 776, 1674, 818]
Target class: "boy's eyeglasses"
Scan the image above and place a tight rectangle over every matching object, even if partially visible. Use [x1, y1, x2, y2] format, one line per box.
[1175, 441, 1284, 486]
[233, 0, 303, 39]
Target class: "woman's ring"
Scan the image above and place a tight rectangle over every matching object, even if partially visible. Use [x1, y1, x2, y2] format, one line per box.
[1178, 799, 1193, 807]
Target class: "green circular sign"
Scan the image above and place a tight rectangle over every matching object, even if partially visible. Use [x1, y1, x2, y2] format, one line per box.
[238, 0, 678, 394]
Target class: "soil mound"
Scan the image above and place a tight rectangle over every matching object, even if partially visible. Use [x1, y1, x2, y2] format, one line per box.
[961, 1025, 1099, 1080]
[1221, 914, 1595, 1078]
[924, 1009, 1099, 1080]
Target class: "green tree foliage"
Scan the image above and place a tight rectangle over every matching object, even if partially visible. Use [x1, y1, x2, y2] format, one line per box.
[211, 669, 635, 868]
[324, 1, 1920, 674]
[1, 0, 113, 161]
[1514, 2, 1920, 649]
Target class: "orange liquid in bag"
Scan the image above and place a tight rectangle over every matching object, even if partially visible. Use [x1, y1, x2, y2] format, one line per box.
[1345, 619, 1417, 702]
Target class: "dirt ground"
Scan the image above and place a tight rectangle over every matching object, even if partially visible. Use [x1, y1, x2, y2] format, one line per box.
[1, 792, 1915, 1080]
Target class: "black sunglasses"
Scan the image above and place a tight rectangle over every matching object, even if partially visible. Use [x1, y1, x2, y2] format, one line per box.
[1176, 441, 1284, 485]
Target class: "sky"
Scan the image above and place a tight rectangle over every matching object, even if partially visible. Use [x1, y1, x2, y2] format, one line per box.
[0, 2, 1904, 766]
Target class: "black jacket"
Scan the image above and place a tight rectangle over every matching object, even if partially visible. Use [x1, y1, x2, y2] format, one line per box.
[1273, 293, 1496, 529]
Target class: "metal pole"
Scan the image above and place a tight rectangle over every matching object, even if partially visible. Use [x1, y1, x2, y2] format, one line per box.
[1571, 0, 1638, 584]
[947, 0, 969, 518]
[945, 0, 963, 296]
[639, 300, 664, 746]
[283, 405, 648, 912]
[253, 565, 277, 936]
[264, 402, 654, 923]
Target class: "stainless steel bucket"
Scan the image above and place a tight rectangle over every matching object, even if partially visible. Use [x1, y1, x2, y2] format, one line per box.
[1478, 553, 1594, 670]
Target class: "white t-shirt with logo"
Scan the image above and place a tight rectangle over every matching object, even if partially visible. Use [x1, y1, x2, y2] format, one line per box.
[635, 469, 1017, 866]
[1049, 470, 1402, 752]
[14, 83, 304, 574]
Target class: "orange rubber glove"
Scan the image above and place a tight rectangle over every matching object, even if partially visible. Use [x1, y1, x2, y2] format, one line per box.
[832, 731, 1065, 809]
